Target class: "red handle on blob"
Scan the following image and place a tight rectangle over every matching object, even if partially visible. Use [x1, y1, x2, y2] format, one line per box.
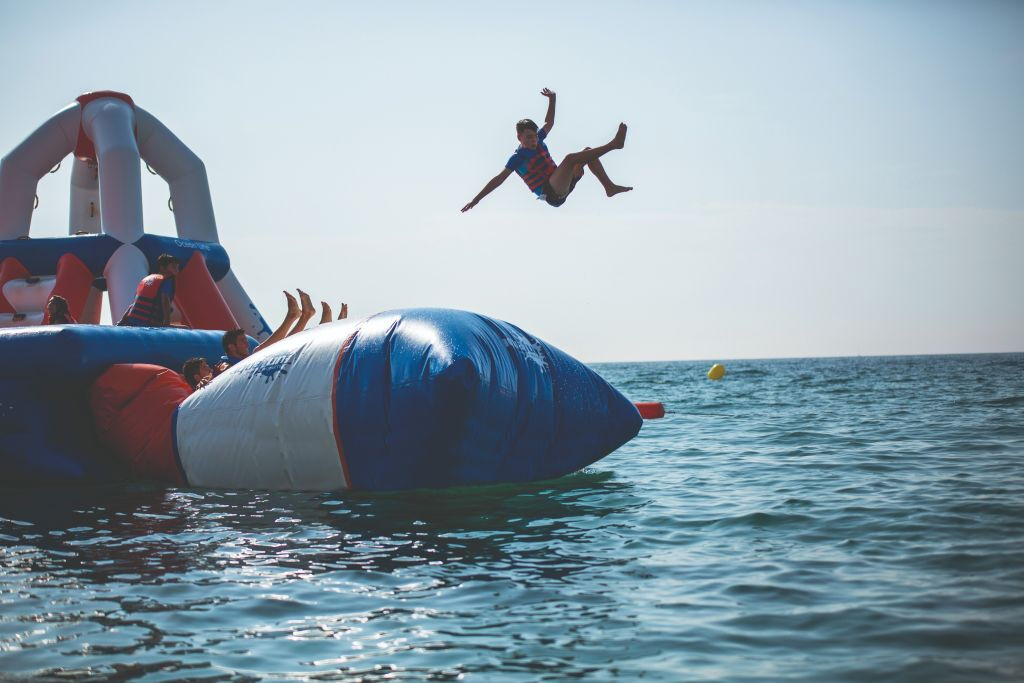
[634, 401, 665, 419]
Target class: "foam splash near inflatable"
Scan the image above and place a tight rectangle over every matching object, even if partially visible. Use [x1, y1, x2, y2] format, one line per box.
[0, 92, 645, 491]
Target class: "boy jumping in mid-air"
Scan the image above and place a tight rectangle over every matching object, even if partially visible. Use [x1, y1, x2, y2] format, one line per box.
[461, 88, 631, 212]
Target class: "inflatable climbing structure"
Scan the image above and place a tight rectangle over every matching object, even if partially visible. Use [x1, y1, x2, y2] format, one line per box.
[0, 91, 269, 337]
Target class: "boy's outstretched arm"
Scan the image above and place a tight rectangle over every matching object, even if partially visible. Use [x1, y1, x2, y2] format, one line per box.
[462, 167, 514, 212]
[541, 88, 556, 134]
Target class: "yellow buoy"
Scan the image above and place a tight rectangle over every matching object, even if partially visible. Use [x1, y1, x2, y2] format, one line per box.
[707, 363, 726, 380]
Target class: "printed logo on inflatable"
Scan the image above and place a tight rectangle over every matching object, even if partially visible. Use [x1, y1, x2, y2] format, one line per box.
[247, 355, 293, 383]
[505, 337, 549, 371]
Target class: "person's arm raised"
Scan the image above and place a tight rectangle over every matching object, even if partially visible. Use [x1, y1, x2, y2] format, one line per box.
[541, 88, 556, 134]
[462, 167, 514, 212]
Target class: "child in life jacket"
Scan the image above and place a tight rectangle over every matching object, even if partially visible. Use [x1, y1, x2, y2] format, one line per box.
[116, 254, 180, 327]
[462, 88, 631, 211]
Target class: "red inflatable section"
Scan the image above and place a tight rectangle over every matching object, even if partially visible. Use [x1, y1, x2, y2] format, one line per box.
[44, 253, 93, 323]
[634, 401, 665, 419]
[74, 90, 136, 162]
[174, 250, 238, 331]
[0, 257, 29, 314]
[89, 363, 191, 485]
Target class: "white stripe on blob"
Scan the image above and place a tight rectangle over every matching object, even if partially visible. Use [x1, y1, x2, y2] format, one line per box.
[175, 318, 363, 491]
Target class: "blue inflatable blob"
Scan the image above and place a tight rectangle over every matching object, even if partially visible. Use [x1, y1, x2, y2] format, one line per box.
[332, 309, 642, 489]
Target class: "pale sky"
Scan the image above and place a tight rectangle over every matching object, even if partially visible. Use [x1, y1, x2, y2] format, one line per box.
[1, 1, 1021, 361]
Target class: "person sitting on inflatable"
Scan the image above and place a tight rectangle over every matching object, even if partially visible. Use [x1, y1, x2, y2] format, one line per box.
[116, 254, 179, 327]
[43, 295, 77, 325]
[461, 88, 631, 212]
[219, 290, 300, 371]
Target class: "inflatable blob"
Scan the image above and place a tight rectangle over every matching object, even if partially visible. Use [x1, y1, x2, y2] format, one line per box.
[1, 310, 643, 490]
[707, 363, 726, 380]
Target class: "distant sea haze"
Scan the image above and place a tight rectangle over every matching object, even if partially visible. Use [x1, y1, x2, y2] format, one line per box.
[1, 353, 1022, 680]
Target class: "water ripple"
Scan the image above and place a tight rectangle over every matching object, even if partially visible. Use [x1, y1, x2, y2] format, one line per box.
[1, 354, 1023, 680]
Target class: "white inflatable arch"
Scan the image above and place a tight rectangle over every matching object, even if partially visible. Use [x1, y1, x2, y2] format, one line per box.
[0, 91, 266, 338]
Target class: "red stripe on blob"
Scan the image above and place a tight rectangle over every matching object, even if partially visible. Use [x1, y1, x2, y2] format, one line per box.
[330, 329, 360, 489]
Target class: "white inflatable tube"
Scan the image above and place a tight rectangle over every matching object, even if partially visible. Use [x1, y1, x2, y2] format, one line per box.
[81, 98, 143, 244]
[2, 276, 56, 313]
[176, 320, 362, 490]
[216, 269, 272, 341]
[0, 312, 44, 328]
[68, 157, 101, 235]
[104, 243, 148, 322]
[0, 103, 80, 239]
[135, 107, 218, 243]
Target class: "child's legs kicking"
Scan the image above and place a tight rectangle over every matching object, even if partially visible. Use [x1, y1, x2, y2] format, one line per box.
[586, 154, 632, 197]
[547, 124, 627, 197]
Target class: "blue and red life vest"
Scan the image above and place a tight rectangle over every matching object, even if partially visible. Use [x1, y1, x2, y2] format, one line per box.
[505, 128, 558, 197]
[120, 274, 174, 326]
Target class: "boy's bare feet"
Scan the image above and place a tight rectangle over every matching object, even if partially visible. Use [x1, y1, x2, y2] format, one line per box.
[297, 289, 315, 320]
[284, 290, 300, 320]
[612, 123, 627, 149]
[606, 184, 633, 197]
[320, 301, 332, 325]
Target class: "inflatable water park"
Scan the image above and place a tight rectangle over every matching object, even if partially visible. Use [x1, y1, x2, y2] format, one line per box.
[0, 92, 656, 491]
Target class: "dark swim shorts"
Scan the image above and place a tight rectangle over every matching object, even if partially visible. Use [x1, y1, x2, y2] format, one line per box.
[541, 170, 583, 208]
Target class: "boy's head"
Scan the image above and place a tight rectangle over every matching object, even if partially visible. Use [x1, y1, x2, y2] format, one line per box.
[516, 119, 540, 149]
[182, 357, 212, 389]
[46, 295, 69, 317]
[222, 328, 250, 359]
[156, 254, 181, 278]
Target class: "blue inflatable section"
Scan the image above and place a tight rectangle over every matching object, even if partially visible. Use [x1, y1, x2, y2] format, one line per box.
[0, 233, 229, 281]
[0, 325, 247, 482]
[335, 309, 642, 490]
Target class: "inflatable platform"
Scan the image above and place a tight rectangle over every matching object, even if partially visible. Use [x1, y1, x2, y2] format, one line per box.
[0, 92, 646, 491]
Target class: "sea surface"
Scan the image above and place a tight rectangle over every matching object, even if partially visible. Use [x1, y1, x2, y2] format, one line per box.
[2, 354, 1023, 681]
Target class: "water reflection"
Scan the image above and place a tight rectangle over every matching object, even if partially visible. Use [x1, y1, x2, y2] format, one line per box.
[0, 470, 644, 585]
[0, 472, 648, 679]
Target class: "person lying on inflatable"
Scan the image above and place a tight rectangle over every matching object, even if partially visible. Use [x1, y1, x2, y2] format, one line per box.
[182, 357, 213, 390]
[219, 290, 348, 371]
[461, 88, 632, 211]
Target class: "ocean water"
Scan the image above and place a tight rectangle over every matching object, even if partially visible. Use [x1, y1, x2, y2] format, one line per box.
[1, 354, 1023, 681]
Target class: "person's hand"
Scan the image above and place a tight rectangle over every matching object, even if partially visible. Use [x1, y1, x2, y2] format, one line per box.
[461, 201, 476, 212]
[297, 289, 315, 319]
[284, 290, 299, 319]
[215, 362, 229, 373]
[541, 87, 555, 98]
[339, 303, 348, 320]
[196, 377, 212, 389]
